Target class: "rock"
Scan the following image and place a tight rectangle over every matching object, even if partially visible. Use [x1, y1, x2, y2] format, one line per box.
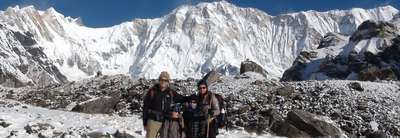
[12, 31, 36, 46]
[114, 130, 135, 138]
[72, 96, 120, 114]
[259, 109, 284, 128]
[276, 86, 296, 98]
[357, 101, 368, 111]
[271, 120, 310, 138]
[366, 131, 388, 138]
[240, 59, 268, 77]
[251, 80, 263, 85]
[359, 66, 398, 81]
[350, 20, 397, 42]
[318, 32, 346, 49]
[280, 62, 306, 81]
[201, 70, 221, 85]
[24, 123, 55, 134]
[238, 105, 251, 114]
[281, 51, 319, 81]
[85, 131, 111, 138]
[286, 110, 343, 137]
[95, 71, 103, 77]
[8, 130, 18, 137]
[348, 82, 364, 91]
[0, 120, 11, 128]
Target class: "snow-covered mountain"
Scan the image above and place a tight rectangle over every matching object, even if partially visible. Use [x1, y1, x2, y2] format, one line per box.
[0, 23, 67, 87]
[0, 1, 398, 86]
[281, 18, 400, 81]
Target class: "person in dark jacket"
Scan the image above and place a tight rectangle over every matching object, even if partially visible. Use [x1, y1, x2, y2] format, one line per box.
[142, 71, 184, 138]
[183, 95, 207, 138]
[185, 80, 220, 138]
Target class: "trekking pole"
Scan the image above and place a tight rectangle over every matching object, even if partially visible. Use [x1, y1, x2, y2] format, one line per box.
[206, 116, 210, 138]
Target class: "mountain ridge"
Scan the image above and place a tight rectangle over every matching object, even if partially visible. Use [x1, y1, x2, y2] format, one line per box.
[0, 2, 398, 87]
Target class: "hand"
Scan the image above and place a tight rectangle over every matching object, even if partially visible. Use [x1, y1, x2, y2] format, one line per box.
[171, 112, 179, 119]
[202, 105, 210, 113]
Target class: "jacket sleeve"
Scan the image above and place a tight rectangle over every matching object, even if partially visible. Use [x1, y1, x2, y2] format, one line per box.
[210, 94, 220, 116]
[173, 91, 186, 103]
[142, 89, 152, 127]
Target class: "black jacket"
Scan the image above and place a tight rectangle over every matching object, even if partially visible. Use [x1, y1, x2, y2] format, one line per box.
[183, 107, 207, 138]
[142, 84, 184, 126]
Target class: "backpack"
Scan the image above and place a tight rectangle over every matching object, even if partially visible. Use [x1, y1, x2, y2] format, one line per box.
[213, 93, 227, 128]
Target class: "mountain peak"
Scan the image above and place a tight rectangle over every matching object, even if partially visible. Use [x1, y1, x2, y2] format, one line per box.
[0, 3, 398, 82]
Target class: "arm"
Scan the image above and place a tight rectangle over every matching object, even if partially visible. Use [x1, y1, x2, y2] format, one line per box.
[142, 89, 152, 127]
[210, 94, 220, 116]
[173, 91, 186, 103]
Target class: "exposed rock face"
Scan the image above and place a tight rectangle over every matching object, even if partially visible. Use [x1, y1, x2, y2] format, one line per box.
[318, 32, 347, 49]
[282, 20, 400, 81]
[350, 20, 398, 41]
[0, 24, 68, 88]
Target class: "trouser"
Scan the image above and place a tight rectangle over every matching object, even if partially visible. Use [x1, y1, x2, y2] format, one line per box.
[146, 119, 163, 138]
[207, 119, 217, 138]
[160, 120, 182, 138]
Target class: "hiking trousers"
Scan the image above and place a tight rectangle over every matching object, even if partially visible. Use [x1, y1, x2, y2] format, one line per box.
[146, 119, 163, 138]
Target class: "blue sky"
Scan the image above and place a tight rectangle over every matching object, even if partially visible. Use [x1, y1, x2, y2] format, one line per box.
[0, 0, 399, 27]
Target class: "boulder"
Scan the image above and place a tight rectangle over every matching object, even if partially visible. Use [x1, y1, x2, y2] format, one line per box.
[359, 66, 397, 81]
[259, 109, 284, 128]
[85, 131, 111, 138]
[271, 120, 310, 138]
[201, 70, 221, 85]
[348, 82, 364, 91]
[72, 96, 119, 114]
[366, 131, 388, 138]
[240, 59, 268, 77]
[0, 119, 11, 128]
[24, 123, 55, 134]
[276, 86, 296, 98]
[286, 110, 344, 137]
[114, 130, 135, 138]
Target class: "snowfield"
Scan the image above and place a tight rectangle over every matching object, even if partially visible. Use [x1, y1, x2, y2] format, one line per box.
[0, 99, 277, 138]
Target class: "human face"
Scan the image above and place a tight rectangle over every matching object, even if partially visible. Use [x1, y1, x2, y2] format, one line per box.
[159, 77, 169, 89]
[190, 100, 197, 109]
[199, 84, 207, 94]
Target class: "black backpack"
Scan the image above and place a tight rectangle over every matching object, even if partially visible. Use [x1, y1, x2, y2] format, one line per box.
[214, 93, 226, 128]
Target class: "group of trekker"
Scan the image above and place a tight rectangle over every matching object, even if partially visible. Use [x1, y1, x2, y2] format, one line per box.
[142, 71, 226, 138]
